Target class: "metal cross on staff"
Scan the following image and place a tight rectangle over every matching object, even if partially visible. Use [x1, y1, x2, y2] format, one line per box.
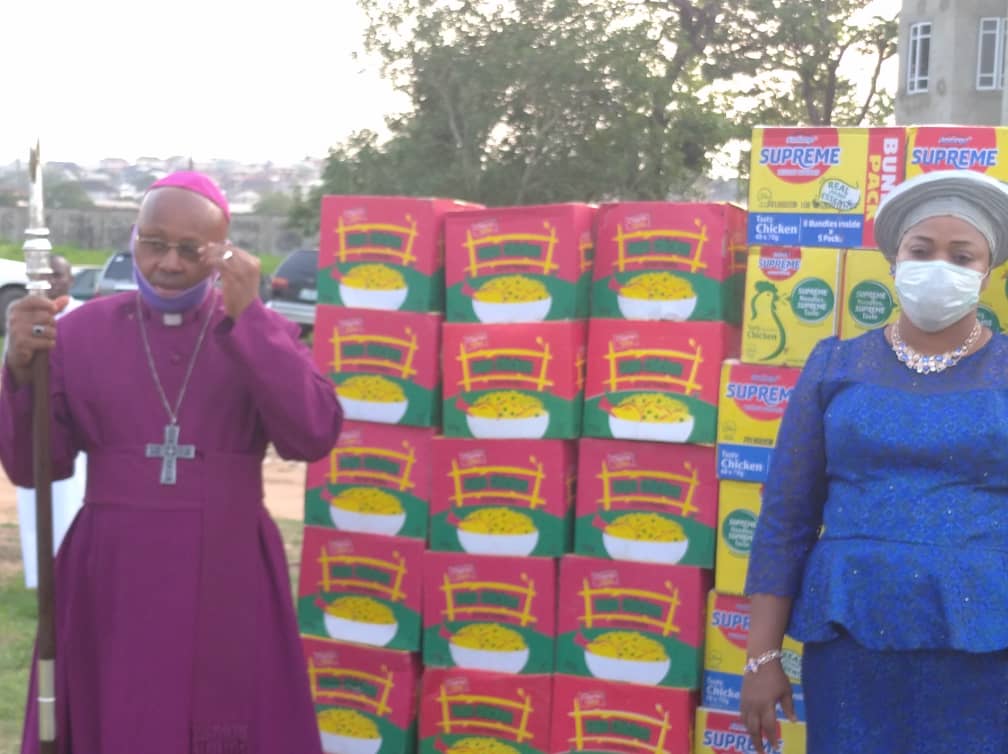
[23, 139, 58, 753]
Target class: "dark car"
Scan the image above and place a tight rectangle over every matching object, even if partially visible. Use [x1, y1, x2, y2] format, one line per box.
[265, 249, 318, 332]
[94, 251, 138, 297]
[69, 265, 102, 301]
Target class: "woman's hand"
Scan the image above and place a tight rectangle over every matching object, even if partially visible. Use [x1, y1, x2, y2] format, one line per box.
[740, 660, 796, 754]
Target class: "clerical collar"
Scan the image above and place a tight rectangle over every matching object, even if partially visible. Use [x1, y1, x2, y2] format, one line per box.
[136, 287, 217, 327]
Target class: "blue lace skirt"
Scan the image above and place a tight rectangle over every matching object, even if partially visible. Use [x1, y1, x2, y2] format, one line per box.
[803, 632, 1008, 754]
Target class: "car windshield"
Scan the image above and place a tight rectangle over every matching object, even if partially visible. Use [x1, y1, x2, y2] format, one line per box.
[275, 250, 318, 282]
[104, 253, 133, 280]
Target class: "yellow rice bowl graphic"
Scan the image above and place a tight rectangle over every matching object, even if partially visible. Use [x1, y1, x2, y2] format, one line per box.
[601, 513, 689, 564]
[615, 272, 698, 321]
[454, 507, 540, 556]
[463, 391, 549, 439]
[328, 487, 407, 537]
[605, 393, 694, 443]
[446, 738, 521, 754]
[448, 622, 530, 674]
[323, 596, 398, 647]
[339, 264, 409, 310]
[470, 275, 552, 323]
[317, 708, 382, 754]
[583, 630, 671, 686]
[337, 376, 408, 424]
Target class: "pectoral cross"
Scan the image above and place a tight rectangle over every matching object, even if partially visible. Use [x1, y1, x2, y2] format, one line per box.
[146, 423, 196, 485]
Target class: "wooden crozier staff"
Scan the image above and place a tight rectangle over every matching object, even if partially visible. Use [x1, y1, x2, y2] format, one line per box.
[23, 140, 58, 754]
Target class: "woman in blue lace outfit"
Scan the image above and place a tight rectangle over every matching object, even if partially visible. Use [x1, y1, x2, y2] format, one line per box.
[740, 169, 1008, 754]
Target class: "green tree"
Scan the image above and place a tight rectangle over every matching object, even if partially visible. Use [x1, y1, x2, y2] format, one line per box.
[45, 180, 94, 210]
[254, 191, 294, 216]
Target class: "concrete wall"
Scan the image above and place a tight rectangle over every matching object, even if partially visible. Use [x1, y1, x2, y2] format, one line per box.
[896, 0, 1008, 125]
[0, 207, 318, 256]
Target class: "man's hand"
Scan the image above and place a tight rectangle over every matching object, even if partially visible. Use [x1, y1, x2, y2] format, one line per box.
[200, 242, 261, 320]
[5, 295, 68, 387]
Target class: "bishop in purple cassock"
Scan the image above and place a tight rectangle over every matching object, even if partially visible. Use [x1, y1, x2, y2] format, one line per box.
[1, 172, 342, 754]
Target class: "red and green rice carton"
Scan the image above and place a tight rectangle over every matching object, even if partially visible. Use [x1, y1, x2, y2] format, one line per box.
[430, 438, 576, 557]
[318, 195, 482, 312]
[840, 248, 1008, 336]
[741, 247, 843, 367]
[305, 421, 436, 540]
[716, 361, 800, 483]
[702, 592, 804, 721]
[905, 125, 1008, 181]
[444, 203, 596, 323]
[838, 249, 899, 339]
[419, 668, 553, 754]
[550, 674, 698, 754]
[556, 555, 710, 689]
[582, 320, 739, 445]
[591, 202, 749, 325]
[747, 126, 906, 249]
[441, 321, 587, 439]
[574, 439, 718, 568]
[302, 635, 420, 754]
[715, 481, 762, 596]
[422, 551, 556, 675]
[315, 304, 442, 428]
[298, 526, 425, 652]
[694, 708, 806, 754]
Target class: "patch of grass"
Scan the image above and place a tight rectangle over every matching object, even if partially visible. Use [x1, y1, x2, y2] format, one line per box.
[0, 568, 34, 753]
[275, 517, 305, 594]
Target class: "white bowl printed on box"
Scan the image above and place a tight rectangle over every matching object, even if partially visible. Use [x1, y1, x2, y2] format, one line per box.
[320, 731, 383, 754]
[340, 283, 409, 311]
[449, 642, 531, 674]
[338, 395, 409, 424]
[601, 531, 689, 565]
[457, 528, 540, 557]
[471, 296, 553, 324]
[465, 413, 550, 439]
[616, 294, 698, 321]
[607, 414, 694, 443]
[324, 614, 398, 647]
[584, 650, 671, 686]
[330, 506, 407, 537]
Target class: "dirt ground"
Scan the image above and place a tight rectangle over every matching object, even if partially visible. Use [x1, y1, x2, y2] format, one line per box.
[0, 447, 307, 576]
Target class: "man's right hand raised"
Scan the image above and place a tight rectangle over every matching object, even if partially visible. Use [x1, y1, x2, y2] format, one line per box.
[5, 295, 68, 387]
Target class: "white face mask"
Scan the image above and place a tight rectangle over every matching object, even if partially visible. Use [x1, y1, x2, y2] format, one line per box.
[893, 259, 986, 332]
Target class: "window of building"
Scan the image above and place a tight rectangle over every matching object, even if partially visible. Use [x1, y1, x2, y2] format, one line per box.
[907, 22, 932, 94]
[977, 17, 1007, 90]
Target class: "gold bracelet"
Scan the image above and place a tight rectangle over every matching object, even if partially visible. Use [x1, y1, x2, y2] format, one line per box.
[743, 649, 782, 675]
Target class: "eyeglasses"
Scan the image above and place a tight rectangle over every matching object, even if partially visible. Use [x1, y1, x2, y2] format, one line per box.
[135, 235, 203, 262]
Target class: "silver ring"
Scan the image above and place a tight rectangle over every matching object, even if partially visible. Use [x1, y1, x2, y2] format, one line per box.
[222, 249, 234, 261]
[32, 324, 45, 337]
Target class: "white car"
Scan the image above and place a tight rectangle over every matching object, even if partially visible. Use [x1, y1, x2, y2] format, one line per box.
[0, 258, 29, 335]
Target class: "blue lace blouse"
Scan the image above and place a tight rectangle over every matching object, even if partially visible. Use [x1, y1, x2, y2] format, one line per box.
[745, 327, 1008, 651]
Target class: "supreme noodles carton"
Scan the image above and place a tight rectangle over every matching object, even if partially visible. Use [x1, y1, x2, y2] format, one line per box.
[716, 362, 800, 483]
[582, 320, 739, 445]
[715, 481, 762, 596]
[574, 439, 718, 568]
[305, 421, 437, 540]
[441, 321, 587, 440]
[301, 636, 421, 754]
[741, 247, 843, 367]
[840, 249, 1008, 336]
[444, 203, 596, 323]
[430, 438, 576, 557]
[423, 551, 557, 675]
[905, 125, 1008, 181]
[694, 708, 806, 754]
[703, 592, 805, 721]
[838, 249, 900, 339]
[298, 527, 425, 652]
[315, 305, 442, 428]
[419, 668, 553, 754]
[591, 202, 749, 325]
[556, 555, 710, 689]
[318, 195, 483, 312]
[550, 675, 698, 754]
[747, 126, 905, 249]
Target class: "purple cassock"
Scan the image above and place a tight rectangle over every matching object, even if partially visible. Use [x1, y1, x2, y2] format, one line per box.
[1, 291, 342, 754]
